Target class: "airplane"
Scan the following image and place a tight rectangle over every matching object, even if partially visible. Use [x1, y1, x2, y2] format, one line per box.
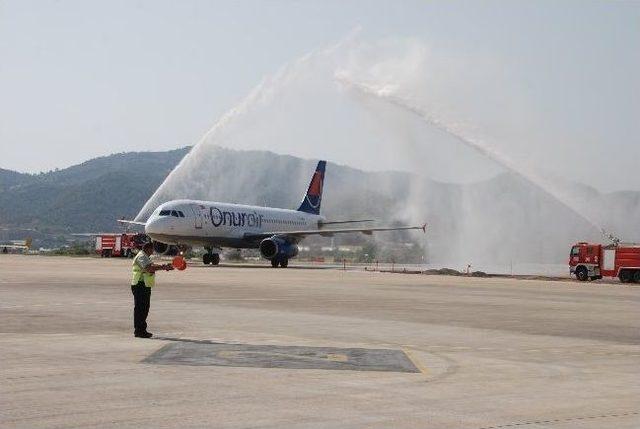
[119, 161, 426, 267]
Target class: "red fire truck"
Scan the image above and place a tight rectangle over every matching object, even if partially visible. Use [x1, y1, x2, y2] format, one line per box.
[95, 233, 146, 258]
[569, 242, 640, 283]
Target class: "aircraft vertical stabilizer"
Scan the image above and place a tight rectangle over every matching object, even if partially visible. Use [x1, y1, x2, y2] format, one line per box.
[297, 161, 326, 215]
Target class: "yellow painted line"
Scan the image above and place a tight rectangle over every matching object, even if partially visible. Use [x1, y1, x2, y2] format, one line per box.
[326, 353, 348, 362]
[402, 348, 429, 375]
[217, 350, 241, 359]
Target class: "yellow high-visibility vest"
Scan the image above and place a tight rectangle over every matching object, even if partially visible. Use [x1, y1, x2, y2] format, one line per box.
[131, 251, 155, 288]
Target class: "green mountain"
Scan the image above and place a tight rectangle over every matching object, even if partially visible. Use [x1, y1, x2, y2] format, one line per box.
[0, 148, 189, 238]
[1, 146, 638, 263]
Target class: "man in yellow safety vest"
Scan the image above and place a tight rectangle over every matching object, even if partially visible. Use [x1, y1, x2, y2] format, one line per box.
[131, 242, 174, 338]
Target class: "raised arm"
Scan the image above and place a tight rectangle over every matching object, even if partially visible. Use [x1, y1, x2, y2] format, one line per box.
[144, 262, 174, 273]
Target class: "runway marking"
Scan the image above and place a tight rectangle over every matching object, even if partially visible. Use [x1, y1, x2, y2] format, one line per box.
[326, 353, 348, 362]
[402, 348, 429, 375]
[144, 340, 420, 373]
[217, 350, 241, 359]
[157, 298, 291, 302]
[476, 411, 640, 429]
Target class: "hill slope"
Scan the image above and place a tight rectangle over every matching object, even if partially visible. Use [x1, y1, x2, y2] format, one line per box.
[1, 146, 638, 264]
[0, 148, 189, 234]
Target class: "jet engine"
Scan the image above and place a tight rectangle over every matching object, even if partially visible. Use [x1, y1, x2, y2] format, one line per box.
[259, 236, 299, 260]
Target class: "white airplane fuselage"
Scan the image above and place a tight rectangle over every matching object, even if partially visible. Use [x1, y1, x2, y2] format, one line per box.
[145, 199, 323, 249]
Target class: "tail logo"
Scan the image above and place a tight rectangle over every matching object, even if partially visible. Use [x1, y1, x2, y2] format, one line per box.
[305, 172, 323, 209]
[297, 161, 326, 215]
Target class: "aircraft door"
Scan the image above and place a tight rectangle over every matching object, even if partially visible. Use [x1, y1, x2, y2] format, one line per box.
[192, 206, 203, 229]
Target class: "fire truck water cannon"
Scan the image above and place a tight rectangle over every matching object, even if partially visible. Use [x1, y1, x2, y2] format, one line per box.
[601, 229, 621, 246]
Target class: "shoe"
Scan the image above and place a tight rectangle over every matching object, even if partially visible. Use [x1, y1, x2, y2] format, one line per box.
[134, 331, 153, 338]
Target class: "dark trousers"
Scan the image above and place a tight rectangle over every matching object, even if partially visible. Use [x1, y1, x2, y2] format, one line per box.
[131, 282, 151, 334]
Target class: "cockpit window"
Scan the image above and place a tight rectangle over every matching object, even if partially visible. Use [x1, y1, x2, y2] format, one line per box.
[159, 209, 185, 217]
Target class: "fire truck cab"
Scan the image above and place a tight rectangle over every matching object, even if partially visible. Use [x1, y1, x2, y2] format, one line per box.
[569, 242, 640, 283]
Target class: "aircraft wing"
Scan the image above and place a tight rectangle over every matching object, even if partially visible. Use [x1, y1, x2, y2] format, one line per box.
[71, 233, 116, 237]
[318, 219, 374, 226]
[116, 219, 146, 227]
[244, 223, 426, 241]
[72, 219, 146, 235]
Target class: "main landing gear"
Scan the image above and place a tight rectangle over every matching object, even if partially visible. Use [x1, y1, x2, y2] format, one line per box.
[203, 247, 220, 265]
[270, 256, 289, 268]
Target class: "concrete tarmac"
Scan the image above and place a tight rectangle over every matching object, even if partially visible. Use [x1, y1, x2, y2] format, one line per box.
[1, 255, 639, 428]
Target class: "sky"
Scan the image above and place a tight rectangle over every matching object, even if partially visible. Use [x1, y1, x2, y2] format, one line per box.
[0, 0, 638, 192]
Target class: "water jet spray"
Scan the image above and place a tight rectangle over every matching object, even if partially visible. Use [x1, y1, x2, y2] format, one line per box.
[335, 73, 604, 233]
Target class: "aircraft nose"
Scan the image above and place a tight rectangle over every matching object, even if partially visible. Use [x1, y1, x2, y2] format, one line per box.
[145, 217, 162, 235]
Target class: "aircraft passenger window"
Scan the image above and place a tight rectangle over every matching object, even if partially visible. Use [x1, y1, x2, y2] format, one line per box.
[159, 210, 170, 216]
